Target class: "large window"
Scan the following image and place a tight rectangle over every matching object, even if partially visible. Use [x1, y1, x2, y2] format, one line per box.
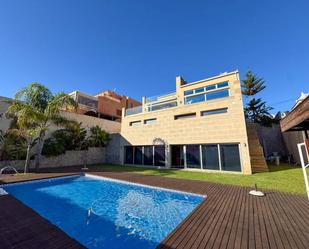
[185, 94, 205, 104]
[134, 146, 143, 165]
[124, 145, 165, 167]
[154, 146, 165, 166]
[202, 145, 220, 170]
[220, 144, 241, 172]
[184, 81, 230, 105]
[206, 89, 229, 101]
[77, 95, 98, 108]
[143, 146, 153, 165]
[124, 146, 133, 164]
[170, 143, 241, 172]
[186, 145, 200, 168]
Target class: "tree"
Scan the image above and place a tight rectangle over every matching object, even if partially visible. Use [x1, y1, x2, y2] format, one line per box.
[242, 71, 266, 100]
[88, 125, 109, 147]
[242, 71, 273, 125]
[5, 102, 40, 173]
[6, 83, 77, 171]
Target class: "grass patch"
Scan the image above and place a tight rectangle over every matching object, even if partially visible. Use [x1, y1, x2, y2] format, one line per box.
[92, 164, 308, 195]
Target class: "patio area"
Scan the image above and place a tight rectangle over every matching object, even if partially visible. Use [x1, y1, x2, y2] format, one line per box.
[1, 168, 309, 249]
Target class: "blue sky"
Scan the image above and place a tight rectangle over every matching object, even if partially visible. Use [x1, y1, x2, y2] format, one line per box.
[0, 0, 308, 112]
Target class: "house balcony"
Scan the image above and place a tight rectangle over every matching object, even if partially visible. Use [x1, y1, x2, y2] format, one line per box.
[124, 92, 178, 116]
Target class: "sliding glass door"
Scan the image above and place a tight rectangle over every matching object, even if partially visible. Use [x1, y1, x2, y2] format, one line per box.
[202, 145, 220, 170]
[186, 145, 200, 168]
[171, 145, 184, 168]
[220, 144, 241, 172]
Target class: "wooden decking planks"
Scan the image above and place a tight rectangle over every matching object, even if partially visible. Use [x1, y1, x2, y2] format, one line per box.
[0, 195, 85, 249]
[88, 171, 309, 249]
[1, 169, 309, 249]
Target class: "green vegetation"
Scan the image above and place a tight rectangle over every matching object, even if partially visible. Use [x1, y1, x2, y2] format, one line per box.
[94, 164, 308, 195]
[88, 125, 109, 147]
[242, 71, 274, 126]
[6, 83, 77, 170]
[42, 123, 109, 157]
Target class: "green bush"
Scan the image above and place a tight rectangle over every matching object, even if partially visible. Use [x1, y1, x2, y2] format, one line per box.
[42, 138, 65, 157]
[0, 132, 28, 160]
[87, 125, 109, 147]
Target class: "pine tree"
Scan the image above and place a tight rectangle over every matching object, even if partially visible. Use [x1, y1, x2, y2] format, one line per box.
[242, 71, 273, 125]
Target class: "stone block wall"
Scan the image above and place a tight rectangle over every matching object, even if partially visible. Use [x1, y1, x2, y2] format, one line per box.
[0, 147, 105, 171]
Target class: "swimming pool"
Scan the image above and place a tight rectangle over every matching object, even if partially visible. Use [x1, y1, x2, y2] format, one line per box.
[3, 174, 204, 249]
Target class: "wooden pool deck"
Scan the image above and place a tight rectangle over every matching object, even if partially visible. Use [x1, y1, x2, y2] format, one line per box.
[1, 169, 309, 249]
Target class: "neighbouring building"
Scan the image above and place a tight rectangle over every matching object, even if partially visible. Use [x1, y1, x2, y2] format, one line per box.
[69, 90, 141, 122]
[281, 92, 309, 164]
[119, 71, 252, 174]
[0, 96, 121, 136]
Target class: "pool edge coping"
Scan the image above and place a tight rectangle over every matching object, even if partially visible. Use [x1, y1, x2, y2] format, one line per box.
[85, 173, 207, 198]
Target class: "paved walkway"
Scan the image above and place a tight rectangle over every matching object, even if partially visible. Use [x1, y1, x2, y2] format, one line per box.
[1, 169, 309, 249]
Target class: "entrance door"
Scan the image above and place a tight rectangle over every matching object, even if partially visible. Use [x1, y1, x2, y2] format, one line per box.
[171, 145, 184, 168]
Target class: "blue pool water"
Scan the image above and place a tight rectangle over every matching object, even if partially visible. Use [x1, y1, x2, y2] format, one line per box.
[3, 175, 204, 249]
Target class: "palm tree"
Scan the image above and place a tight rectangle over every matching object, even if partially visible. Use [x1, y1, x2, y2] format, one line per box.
[7, 83, 77, 171]
[88, 125, 109, 147]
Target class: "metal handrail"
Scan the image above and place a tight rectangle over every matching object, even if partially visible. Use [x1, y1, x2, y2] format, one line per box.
[297, 142, 309, 201]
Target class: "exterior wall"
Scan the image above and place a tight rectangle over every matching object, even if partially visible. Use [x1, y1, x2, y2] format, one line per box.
[61, 111, 121, 134]
[121, 72, 252, 174]
[97, 95, 122, 119]
[105, 133, 123, 164]
[282, 131, 306, 164]
[255, 124, 288, 158]
[0, 147, 105, 171]
[70, 90, 141, 121]
[0, 97, 11, 132]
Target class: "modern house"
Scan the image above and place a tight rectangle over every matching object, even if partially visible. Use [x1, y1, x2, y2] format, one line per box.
[69, 90, 141, 122]
[120, 71, 252, 174]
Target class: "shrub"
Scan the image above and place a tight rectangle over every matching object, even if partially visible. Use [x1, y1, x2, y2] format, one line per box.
[42, 138, 65, 157]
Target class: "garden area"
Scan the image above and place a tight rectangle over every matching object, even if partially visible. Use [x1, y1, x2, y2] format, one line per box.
[0, 83, 109, 173]
[94, 163, 308, 195]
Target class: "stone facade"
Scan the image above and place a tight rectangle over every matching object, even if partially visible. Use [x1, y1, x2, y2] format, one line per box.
[120, 71, 252, 174]
[0, 147, 105, 171]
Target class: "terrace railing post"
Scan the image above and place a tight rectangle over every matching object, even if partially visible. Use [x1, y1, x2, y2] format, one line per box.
[297, 142, 309, 201]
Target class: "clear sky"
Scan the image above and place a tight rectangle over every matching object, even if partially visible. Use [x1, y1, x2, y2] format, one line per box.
[0, 0, 308, 113]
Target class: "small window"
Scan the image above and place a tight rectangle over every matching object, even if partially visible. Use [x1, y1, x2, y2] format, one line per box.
[217, 81, 229, 88]
[206, 85, 216, 91]
[130, 120, 141, 126]
[184, 90, 194, 96]
[201, 108, 228, 116]
[174, 113, 196, 120]
[144, 118, 157, 125]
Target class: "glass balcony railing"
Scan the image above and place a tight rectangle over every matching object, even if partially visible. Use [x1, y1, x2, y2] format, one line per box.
[145, 92, 176, 103]
[125, 92, 178, 116]
[125, 105, 143, 116]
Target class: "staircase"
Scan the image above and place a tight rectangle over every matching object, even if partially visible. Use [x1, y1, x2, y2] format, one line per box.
[246, 123, 269, 173]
